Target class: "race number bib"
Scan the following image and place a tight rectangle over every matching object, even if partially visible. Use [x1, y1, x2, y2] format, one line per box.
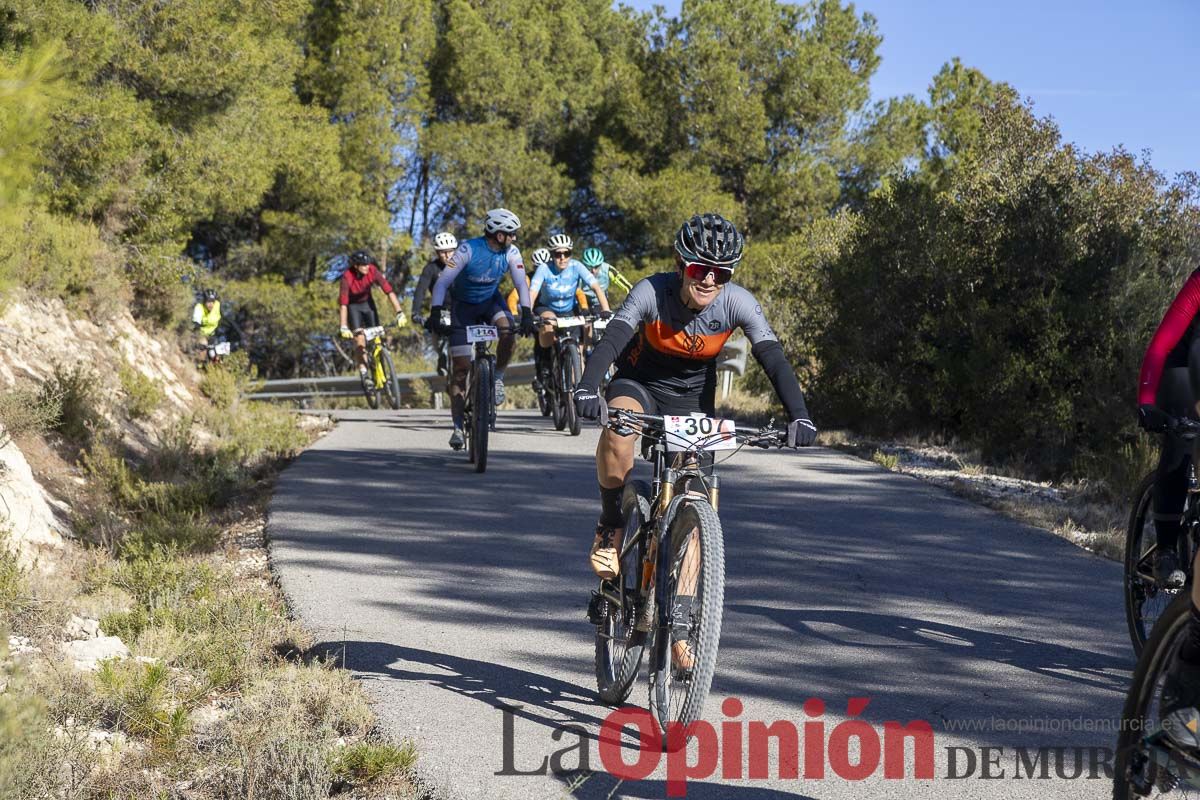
[466, 325, 499, 343]
[555, 316, 586, 328]
[363, 326, 386, 340]
[663, 414, 736, 452]
[213, 342, 232, 356]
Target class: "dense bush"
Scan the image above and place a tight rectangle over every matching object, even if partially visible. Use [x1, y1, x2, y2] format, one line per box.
[813, 94, 1200, 476]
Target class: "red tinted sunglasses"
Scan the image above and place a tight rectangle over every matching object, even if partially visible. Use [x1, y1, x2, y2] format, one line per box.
[683, 262, 734, 285]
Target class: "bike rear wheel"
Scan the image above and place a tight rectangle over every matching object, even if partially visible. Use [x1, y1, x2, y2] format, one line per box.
[595, 481, 651, 705]
[650, 498, 724, 751]
[380, 349, 401, 409]
[1114, 590, 1195, 799]
[1126, 470, 1180, 655]
[471, 357, 492, 473]
[564, 344, 581, 436]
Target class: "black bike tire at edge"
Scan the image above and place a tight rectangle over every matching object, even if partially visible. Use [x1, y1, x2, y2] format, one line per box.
[1125, 470, 1164, 655]
[381, 348, 402, 410]
[595, 480, 651, 705]
[472, 357, 492, 473]
[1113, 589, 1192, 800]
[565, 344, 582, 436]
[651, 498, 725, 752]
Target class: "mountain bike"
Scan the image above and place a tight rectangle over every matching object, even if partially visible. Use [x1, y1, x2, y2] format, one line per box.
[1125, 418, 1200, 654]
[462, 324, 498, 473]
[358, 326, 402, 410]
[587, 408, 785, 750]
[1114, 591, 1200, 799]
[535, 314, 592, 436]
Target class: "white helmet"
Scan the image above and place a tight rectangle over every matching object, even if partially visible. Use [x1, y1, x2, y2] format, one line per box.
[483, 208, 521, 234]
[547, 233, 573, 252]
[433, 231, 458, 251]
[531, 247, 551, 266]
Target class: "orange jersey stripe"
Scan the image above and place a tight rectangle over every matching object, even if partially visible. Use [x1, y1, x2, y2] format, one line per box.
[643, 321, 731, 360]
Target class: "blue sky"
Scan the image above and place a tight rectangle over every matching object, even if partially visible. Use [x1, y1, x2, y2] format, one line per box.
[618, 0, 1198, 178]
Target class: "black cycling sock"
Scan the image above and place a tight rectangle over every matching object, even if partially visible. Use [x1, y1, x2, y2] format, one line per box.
[1181, 603, 1200, 664]
[599, 484, 624, 528]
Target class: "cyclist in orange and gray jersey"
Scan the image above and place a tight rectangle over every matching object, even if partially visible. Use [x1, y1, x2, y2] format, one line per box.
[571, 213, 817, 667]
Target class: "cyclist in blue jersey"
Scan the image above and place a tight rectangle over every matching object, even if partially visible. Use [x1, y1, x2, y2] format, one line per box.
[530, 234, 611, 390]
[427, 208, 534, 450]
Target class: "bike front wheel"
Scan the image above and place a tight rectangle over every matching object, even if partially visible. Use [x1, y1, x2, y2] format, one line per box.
[1125, 470, 1179, 655]
[1114, 590, 1194, 799]
[564, 344, 581, 436]
[595, 481, 651, 705]
[380, 349, 401, 409]
[470, 358, 492, 473]
[551, 346, 567, 431]
[650, 498, 724, 751]
[361, 358, 380, 410]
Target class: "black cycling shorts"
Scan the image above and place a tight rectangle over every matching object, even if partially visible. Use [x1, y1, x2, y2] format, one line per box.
[605, 378, 706, 417]
[346, 300, 379, 331]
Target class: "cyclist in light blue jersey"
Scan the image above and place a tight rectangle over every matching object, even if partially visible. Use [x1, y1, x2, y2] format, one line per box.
[579, 246, 631, 308]
[428, 208, 534, 450]
[530, 234, 611, 389]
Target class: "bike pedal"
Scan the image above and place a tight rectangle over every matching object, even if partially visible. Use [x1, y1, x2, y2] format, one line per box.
[586, 591, 606, 626]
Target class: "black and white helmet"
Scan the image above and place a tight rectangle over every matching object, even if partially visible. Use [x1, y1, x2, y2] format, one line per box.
[547, 233, 573, 252]
[433, 232, 458, 251]
[484, 208, 521, 234]
[673, 213, 744, 268]
[531, 247, 551, 266]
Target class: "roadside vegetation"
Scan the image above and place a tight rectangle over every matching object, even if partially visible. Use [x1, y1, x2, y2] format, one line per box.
[0, 359, 421, 799]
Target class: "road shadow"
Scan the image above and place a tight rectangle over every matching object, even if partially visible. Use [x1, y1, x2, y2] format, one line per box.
[271, 411, 1130, 757]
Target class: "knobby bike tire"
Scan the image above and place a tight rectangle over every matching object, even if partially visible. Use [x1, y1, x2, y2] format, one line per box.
[650, 498, 724, 751]
[595, 480, 652, 705]
[472, 357, 492, 473]
[565, 344, 582, 436]
[551, 345, 567, 431]
[1113, 590, 1193, 799]
[362, 349, 380, 410]
[537, 375, 552, 417]
[1126, 470, 1176, 656]
[380, 348, 401, 409]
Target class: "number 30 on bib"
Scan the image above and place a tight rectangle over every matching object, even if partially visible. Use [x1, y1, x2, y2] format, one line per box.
[663, 413, 737, 452]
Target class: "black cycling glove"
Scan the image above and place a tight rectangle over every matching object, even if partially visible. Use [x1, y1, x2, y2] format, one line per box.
[573, 385, 603, 420]
[598, 310, 613, 320]
[519, 306, 535, 337]
[787, 418, 818, 448]
[1138, 404, 1171, 434]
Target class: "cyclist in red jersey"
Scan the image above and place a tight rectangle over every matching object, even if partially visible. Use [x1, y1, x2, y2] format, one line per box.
[338, 250, 406, 377]
[1137, 269, 1200, 747]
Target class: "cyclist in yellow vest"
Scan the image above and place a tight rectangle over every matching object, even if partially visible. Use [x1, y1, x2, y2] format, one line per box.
[193, 289, 223, 340]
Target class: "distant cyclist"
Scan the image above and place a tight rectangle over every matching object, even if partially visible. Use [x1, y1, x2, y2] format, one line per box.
[427, 209, 534, 450]
[579, 246, 631, 310]
[338, 250, 406, 378]
[530, 234, 611, 387]
[413, 232, 459, 375]
[192, 288, 239, 354]
[571, 214, 816, 667]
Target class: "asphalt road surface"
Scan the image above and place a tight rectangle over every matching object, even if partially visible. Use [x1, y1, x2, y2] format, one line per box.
[270, 409, 1130, 799]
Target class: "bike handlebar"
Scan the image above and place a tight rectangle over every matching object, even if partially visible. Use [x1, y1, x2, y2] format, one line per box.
[604, 407, 786, 450]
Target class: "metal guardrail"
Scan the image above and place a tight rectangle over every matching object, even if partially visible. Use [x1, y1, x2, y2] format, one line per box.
[250, 338, 751, 403]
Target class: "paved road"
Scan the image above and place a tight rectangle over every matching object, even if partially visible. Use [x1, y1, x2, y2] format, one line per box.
[270, 409, 1130, 799]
